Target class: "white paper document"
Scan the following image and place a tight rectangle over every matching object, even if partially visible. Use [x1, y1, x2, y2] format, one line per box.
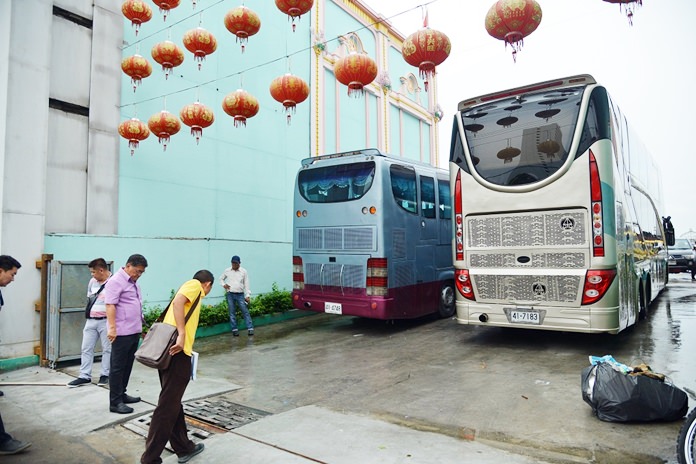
[191, 351, 199, 381]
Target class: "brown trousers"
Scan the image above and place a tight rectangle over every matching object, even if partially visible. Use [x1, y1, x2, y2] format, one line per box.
[140, 351, 195, 464]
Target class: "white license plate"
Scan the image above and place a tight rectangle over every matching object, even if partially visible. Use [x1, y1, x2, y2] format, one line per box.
[668, 259, 676, 266]
[325, 302, 342, 314]
[508, 309, 541, 325]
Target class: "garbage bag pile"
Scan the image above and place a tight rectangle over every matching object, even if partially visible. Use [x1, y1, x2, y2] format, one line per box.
[581, 355, 688, 422]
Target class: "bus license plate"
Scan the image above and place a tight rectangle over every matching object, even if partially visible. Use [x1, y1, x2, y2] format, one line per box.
[325, 302, 342, 314]
[507, 309, 541, 325]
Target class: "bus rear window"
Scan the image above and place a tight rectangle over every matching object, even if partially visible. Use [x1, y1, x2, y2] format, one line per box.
[461, 86, 584, 186]
[298, 161, 376, 203]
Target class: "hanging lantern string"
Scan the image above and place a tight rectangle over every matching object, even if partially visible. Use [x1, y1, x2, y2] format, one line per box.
[121, 0, 226, 51]
[119, 0, 440, 109]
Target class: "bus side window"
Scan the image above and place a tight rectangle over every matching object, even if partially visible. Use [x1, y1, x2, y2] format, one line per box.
[438, 180, 451, 220]
[420, 176, 436, 219]
[390, 165, 417, 214]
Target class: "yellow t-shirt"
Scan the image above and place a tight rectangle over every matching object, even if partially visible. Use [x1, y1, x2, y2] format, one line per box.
[162, 279, 204, 356]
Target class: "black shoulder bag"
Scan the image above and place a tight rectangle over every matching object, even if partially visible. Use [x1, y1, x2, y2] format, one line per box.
[85, 283, 107, 319]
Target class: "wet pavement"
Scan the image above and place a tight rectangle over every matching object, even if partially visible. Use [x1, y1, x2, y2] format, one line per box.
[1, 272, 695, 463]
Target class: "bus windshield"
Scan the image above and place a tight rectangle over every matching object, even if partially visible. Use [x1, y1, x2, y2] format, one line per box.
[461, 85, 585, 186]
[298, 161, 376, 203]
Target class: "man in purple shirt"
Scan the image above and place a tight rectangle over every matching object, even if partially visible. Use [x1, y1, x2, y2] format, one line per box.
[105, 254, 148, 414]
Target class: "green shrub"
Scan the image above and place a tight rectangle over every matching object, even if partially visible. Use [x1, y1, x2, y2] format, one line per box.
[143, 283, 293, 330]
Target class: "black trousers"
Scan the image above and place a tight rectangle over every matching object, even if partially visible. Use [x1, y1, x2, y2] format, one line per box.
[109, 333, 140, 407]
[141, 351, 195, 464]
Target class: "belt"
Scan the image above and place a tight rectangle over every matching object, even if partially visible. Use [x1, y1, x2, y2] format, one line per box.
[89, 316, 107, 320]
[229, 292, 244, 295]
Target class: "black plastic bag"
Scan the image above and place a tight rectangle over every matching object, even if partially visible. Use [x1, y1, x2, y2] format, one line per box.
[581, 362, 688, 422]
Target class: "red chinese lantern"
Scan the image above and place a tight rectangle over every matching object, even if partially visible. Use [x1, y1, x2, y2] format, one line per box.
[334, 52, 378, 97]
[224, 6, 261, 53]
[401, 27, 451, 92]
[151, 41, 184, 79]
[152, 0, 180, 21]
[183, 27, 217, 70]
[270, 73, 309, 124]
[118, 118, 150, 156]
[485, 0, 542, 62]
[180, 102, 214, 144]
[275, 0, 313, 32]
[147, 110, 181, 151]
[603, 0, 642, 25]
[222, 89, 260, 128]
[122, 0, 152, 35]
[121, 54, 152, 92]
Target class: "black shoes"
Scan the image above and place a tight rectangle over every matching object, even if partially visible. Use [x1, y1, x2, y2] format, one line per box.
[248, 329, 254, 336]
[232, 330, 239, 337]
[123, 394, 141, 404]
[67, 377, 91, 388]
[97, 375, 109, 386]
[109, 403, 134, 414]
[0, 438, 32, 455]
[178, 442, 205, 463]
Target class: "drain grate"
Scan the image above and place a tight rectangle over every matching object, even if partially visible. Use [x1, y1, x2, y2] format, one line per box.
[123, 396, 271, 444]
[183, 398, 271, 431]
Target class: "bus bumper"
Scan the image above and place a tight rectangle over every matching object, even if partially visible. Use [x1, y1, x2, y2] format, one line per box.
[455, 301, 621, 334]
[292, 289, 395, 319]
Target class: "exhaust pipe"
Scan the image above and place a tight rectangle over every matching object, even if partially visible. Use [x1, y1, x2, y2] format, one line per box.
[304, 302, 312, 308]
[479, 313, 488, 323]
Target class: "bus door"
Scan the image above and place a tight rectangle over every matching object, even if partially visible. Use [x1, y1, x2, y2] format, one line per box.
[417, 175, 437, 306]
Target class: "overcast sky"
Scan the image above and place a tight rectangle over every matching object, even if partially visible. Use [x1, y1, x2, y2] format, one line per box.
[371, 0, 696, 237]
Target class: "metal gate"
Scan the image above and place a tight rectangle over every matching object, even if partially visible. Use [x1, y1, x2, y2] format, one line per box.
[46, 260, 111, 368]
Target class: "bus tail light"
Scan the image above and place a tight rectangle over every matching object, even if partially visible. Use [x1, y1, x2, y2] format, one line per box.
[581, 269, 616, 305]
[292, 256, 304, 290]
[454, 170, 464, 261]
[454, 269, 475, 301]
[589, 150, 604, 257]
[367, 258, 388, 296]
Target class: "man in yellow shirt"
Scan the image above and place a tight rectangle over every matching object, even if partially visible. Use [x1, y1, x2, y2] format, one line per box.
[140, 270, 214, 464]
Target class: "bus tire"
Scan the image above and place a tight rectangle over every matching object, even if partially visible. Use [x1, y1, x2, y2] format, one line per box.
[438, 283, 456, 318]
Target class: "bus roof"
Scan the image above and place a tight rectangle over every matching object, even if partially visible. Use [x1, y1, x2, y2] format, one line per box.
[300, 148, 446, 173]
[457, 74, 597, 111]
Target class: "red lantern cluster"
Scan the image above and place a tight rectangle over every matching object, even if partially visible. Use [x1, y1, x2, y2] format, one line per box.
[147, 110, 181, 151]
[222, 90, 260, 128]
[183, 27, 217, 70]
[224, 6, 262, 53]
[151, 41, 184, 79]
[121, 54, 152, 91]
[152, 0, 180, 21]
[485, 0, 542, 62]
[121, 0, 152, 35]
[118, 118, 150, 155]
[402, 28, 451, 92]
[180, 102, 215, 143]
[270, 74, 310, 124]
[275, 0, 314, 32]
[334, 52, 378, 97]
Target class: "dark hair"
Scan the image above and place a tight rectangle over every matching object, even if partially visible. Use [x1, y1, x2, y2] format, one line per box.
[0, 255, 21, 271]
[88, 258, 108, 270]
[193, 270, 214, 284]
[126, 254, 148, 268]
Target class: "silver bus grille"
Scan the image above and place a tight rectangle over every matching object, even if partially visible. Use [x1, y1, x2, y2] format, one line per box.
[470, 252, 586, 269]
[466, 210, 587, 304]
[298, 226, 376, 251]
[305, 263, 365, 289]
[467, 210, 586, 248]
[474, 275, 581, 303]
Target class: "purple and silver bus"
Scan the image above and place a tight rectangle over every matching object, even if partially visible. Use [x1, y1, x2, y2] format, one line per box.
[292, 149, 454, 320]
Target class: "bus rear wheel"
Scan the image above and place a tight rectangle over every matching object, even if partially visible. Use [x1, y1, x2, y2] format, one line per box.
[438, 283, 455, 318]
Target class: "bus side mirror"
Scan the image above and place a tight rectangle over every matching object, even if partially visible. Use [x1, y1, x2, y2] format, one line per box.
[663, 216, 675, 247]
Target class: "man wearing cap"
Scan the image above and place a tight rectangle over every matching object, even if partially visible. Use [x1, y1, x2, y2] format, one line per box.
[219, 255, 253, 336]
